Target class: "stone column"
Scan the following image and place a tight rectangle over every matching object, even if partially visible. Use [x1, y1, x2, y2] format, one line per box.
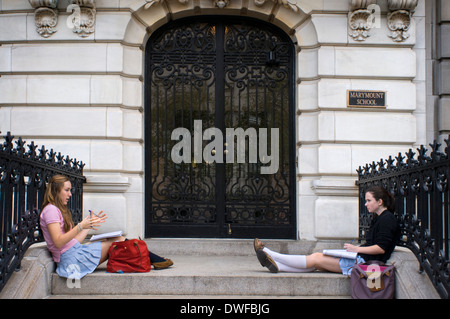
[437, 0, 450, 140]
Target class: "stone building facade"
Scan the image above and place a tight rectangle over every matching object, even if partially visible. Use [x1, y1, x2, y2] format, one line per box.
[0, 0, 447, 240]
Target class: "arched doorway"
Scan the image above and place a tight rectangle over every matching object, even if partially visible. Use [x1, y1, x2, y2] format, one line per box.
[145, 16, 296, 238]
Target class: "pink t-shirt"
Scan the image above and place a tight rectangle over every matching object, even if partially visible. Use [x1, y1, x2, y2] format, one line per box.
[40, 204, 78, 262]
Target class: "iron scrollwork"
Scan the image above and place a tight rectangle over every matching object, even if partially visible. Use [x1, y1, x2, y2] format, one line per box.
[0, 132, 86, 292]
[223, 22, 292, 226]
[146, 17, 295, 238]
[148, 22, 217, 226]
[357, 136, 450, 298]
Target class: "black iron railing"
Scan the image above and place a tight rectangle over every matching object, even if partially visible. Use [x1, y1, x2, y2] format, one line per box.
[356, 136, 450, 299]
[0, 132, 86, 292]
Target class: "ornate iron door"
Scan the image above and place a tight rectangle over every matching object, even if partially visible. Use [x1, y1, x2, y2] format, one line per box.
[145, 17, 295, 238]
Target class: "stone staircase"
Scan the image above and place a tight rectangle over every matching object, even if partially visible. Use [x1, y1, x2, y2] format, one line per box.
[49, 239, 351, 298]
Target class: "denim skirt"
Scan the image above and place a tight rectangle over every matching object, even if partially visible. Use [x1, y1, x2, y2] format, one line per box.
[339, 256, 365, 275]
[56, 241, 101, 279]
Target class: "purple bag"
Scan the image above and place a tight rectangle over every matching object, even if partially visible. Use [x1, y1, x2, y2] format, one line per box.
[350, 260, 395, 299]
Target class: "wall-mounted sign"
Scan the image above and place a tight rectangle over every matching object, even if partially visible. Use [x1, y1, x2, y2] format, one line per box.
[347, 90, 386, 108]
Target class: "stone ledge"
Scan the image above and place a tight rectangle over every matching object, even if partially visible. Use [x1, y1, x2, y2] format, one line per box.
[0, 242, 55, 299]
[51, 255, 351, 297]
[0, 241, 442, 299]
[390, 246, 441, 299]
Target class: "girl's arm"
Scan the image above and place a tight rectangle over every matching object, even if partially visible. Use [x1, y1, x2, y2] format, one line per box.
[344, 243, 385, 255]
[47, 221, 85, 248]
[47, 213, 106, 248]
[74, 228, 91, 243]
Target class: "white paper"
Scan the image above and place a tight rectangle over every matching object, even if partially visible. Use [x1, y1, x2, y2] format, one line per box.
[90, 230, 123, 241]
[323, 249, 357, 260]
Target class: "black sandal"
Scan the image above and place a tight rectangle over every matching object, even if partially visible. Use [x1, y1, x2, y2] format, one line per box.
[256, 250, 278, 273]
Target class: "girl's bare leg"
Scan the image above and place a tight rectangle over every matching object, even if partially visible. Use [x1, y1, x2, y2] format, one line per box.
[306, 253, 341, 273]
[257, 240, 342, 274]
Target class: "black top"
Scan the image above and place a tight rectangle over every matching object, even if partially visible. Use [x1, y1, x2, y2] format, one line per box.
[359, 210, 400, 263]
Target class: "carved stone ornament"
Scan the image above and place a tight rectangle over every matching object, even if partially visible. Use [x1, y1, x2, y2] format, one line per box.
[387, 9, 411, 42]
[350, 0, 376, 10]
[214, 0, 230, 8]
[348, 0, 377, 41]
[348, 9, 374, 41]
[67, 0, 96, 38]
[254, 0, 302, 12]
[386, 0, 418, 42]
[144, 0, 303, 12]
[144, 0, 188, 9]
[387, 0, 418, 11]
[28, 0, 59, 38]
[28, 0, 58, 8]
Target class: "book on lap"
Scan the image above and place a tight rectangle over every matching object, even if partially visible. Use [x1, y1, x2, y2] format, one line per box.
[323, 249, 357, 260]
[90, 230, 123, 241]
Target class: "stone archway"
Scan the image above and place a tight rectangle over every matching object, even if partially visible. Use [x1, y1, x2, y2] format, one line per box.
[144, 16, 297, 238]
[121, 0, 320, 239]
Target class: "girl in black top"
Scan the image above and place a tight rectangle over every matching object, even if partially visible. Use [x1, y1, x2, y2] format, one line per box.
[347, 186, 400, 263]
[254, 186, 400, 274]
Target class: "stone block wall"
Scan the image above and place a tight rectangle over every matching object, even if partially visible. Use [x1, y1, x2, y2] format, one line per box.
[0, 0, 429, 240]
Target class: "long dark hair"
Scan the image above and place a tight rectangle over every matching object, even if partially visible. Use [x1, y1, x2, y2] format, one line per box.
[366, 186, 395, 212]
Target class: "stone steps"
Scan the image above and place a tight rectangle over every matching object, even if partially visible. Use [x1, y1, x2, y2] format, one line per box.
[50, 239, 351, 298]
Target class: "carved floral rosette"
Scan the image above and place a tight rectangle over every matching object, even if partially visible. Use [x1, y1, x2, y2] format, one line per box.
[28, 0, 59, 38]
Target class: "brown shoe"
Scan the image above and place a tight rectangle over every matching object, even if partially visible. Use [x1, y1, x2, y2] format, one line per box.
[256, 250, 278, 273]
[153, 258, 173, 270]
[253, 238, 265, 252]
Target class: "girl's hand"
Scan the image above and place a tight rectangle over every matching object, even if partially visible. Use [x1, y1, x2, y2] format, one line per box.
[81, 210, 107, 230]
[344, 243, 359, 253]
[91, 210, 108, 220]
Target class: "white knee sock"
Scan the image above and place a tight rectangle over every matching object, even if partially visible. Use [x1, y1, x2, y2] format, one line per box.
[263, 247, 307, 268]
[276, 263, 316, 273]
[263, 247, 315, 272]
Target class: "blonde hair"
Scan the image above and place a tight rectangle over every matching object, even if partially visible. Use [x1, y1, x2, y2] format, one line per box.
[42, 175, 73, 233]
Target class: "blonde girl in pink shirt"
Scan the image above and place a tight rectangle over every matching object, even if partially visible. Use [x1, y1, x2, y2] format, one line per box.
[40, 174, 126, 279]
